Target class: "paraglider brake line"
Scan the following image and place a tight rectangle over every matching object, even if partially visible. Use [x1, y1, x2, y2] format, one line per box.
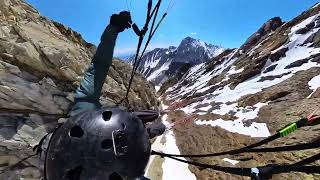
[117, 0, 170, 110]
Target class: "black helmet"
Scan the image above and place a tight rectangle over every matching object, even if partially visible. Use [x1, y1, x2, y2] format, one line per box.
[44, 107, 151, 180]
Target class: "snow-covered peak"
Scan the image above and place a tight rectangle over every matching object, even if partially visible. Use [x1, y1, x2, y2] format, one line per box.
[180, 37, 206, 47]
[129, 37, 225, 85]
[178, 37, 224, 58]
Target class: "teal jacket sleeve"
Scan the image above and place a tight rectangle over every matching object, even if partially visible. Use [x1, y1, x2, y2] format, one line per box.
[70, 24, 119, 116]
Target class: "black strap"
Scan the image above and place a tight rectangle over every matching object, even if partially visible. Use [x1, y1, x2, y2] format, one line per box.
[0, 123, 64, 175]
[256, 153, 320, 178]
[151, 133, 280, 158]
[123, 0, 155, 102]
[164, 153, 320, 177]
[152, 118, 312, 158]
[43, 123, 64, 180]
[0, 154, 38, 174]
[33, 133, 50, 155]
[119, 0, 168, 109]
[152, 139, 320, 157]
[151, 117, 320, 178]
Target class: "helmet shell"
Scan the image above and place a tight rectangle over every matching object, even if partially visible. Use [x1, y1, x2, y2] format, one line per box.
[45, 107, 151, 180]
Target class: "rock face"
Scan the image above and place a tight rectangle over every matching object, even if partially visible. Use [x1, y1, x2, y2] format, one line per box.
[157, 3, 320, 180]
[240, 17, 283, 52]
[130, 37, 224, 85]
[0, 0, 158, 179]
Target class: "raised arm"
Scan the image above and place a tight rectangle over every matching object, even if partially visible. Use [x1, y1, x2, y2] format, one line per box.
[70, 11, 132, 116]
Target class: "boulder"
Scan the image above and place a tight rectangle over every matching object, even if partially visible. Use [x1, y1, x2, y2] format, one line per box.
[269, 47, 288, 62]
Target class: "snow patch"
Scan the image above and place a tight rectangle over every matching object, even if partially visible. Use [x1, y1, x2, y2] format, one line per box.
[161, 115, 197, 180]
[195, 118, 270, 138]
[199, 105, 212, 111]
[290, 14, 319, 35]
[180, 103, 199, 114]
[147, 59, 172, 82]
[235, 103, 267, 121]
[307, 74, 320, 98]
[227, 66, 244, 75]
[308, 74, 320, 92]
[155, 86, 161, 92]
[194, 102, 270, 137]
[223, 158, 239, 165]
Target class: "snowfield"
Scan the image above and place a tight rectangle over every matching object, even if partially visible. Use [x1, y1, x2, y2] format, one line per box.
[308, 74, 320, 92]
[195, 118, 270, 137]
[308, 74, 320, 98]
[147, 59, 172, 82]
[164, 12, 320, 138]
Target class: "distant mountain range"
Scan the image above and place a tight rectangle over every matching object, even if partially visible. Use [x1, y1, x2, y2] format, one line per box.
[129, 37, 224, 85]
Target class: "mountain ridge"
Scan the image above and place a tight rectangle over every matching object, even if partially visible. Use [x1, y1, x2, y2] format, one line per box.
[129, 36, 224, 85]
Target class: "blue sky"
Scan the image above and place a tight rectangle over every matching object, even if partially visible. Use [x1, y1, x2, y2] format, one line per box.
[26, 0, 319, 56]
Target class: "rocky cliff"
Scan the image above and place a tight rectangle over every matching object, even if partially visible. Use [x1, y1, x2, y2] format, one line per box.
[152, 3, 320, 180]
[0, 0, 158, 179]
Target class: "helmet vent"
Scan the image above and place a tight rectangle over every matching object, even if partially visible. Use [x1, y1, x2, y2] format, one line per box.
[121, 123, 126, 130]
[101, 139, 113, 150]
[66, 165, 83, 180]
[109, 172, 123, 180]
[69, 125, 84, 138]
[102, 111, 112, 121]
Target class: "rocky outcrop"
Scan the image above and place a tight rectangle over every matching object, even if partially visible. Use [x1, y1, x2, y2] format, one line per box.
[0, 0, 158, 179]
[269, 47, 288, 62]
[240, 17, 283, 53]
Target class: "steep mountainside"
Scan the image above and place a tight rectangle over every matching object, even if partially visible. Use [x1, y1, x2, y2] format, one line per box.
[130, 37, 224, 85]
[0, 0, 158, 179]
[149, 3, 320, 180]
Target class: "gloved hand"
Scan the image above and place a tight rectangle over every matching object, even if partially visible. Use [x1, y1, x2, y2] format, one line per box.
[110, 11, 132, 32]
[146, 121, 166, 139]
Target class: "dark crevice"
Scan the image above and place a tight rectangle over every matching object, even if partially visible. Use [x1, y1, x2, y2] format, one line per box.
[267, 91, 292, 101]
[0, 108, 68, 118]
[237, 156, 254, 162]
[66, 166, 83, 180]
